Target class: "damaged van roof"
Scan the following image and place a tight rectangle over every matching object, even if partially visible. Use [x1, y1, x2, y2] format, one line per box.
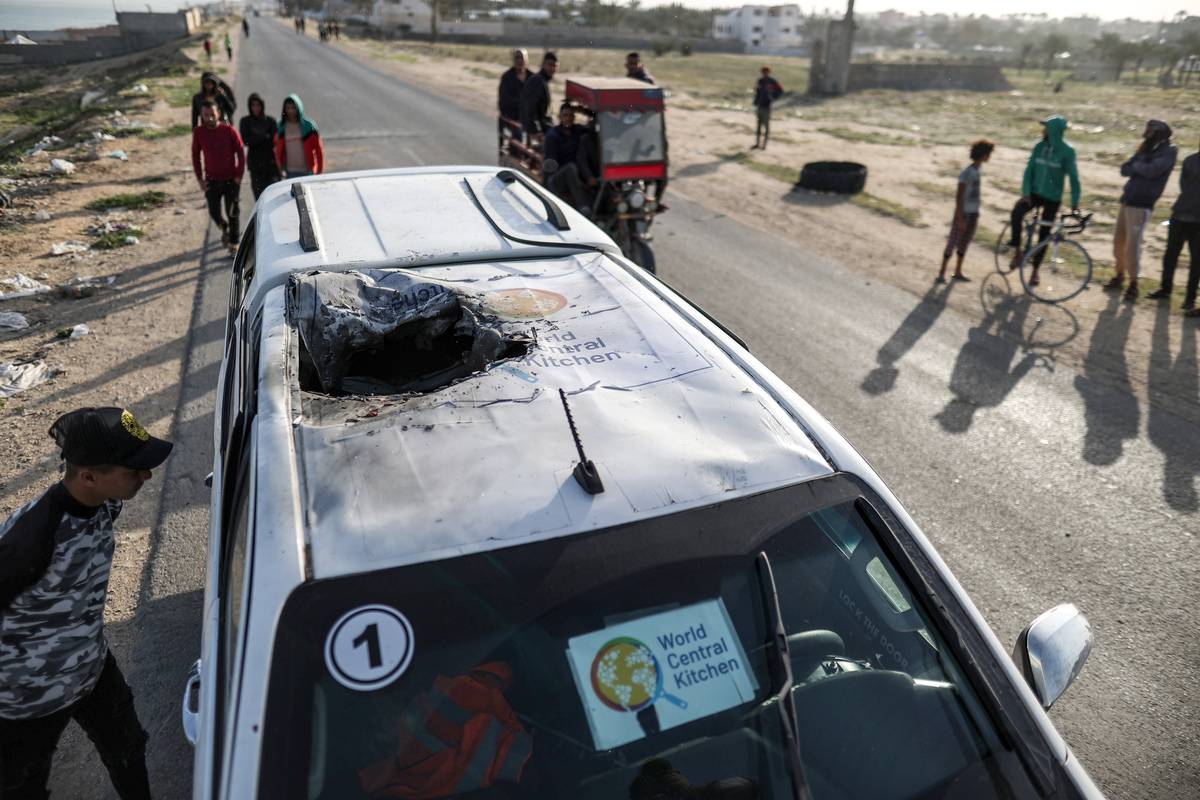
[277, 251, 835, 580]
[248, 167, 617, 316]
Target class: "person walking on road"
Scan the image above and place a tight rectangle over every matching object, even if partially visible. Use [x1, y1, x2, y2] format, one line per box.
[191, 71, 235, 129]
[625, 52, 654, 84]
[240, 93, 281, 200]
[0, 407, 173, 800]
[1110, 119, 1177, 300]
[224, 32, 233, 61]
[498, 48, 529, 144]
[203, 35, 212, 61]
[1151, 138, 1200, 314]
[192, 100, 245, 250]
[752, 66, 783, 150]
[275, 94, 325, 178]
[938, 139, 994, 284]
[520, 52, 558, 147]
[242, 17, 249, 37]
[1007, 115, 1081, 286]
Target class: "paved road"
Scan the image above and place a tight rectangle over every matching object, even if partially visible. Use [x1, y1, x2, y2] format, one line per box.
[67, 17, 1198, 799]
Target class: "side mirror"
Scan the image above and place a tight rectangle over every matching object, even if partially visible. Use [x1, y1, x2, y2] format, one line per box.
[1011, 604, 1092, 710]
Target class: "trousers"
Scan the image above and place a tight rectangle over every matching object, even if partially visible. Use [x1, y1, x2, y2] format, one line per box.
[1009, 194, 1060, 268]
[0, 651, 151, 800]
[755, 105, 771, 145]
[205, 178, 240, 240]
[1113, 203, 1153, 281]
[548, 163, 591, 211]
[1160, 218, 1200, 305]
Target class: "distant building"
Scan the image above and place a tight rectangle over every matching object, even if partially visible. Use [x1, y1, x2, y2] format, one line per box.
[713, 5, 802, 52]
[370, 0, 433, 34]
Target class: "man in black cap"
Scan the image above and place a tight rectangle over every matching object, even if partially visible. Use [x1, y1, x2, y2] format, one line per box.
[0, 407, 172, 799]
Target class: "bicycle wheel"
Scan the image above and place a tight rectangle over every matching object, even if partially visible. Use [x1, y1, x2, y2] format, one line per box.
[994, 221, 1014, 274]
[1020, 237, 1092, 303]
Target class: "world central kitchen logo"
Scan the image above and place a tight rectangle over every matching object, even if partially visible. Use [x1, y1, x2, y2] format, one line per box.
[589, 624, 743, 713]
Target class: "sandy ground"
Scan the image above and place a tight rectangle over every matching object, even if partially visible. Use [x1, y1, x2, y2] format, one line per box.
[332, 35, 1199, 427]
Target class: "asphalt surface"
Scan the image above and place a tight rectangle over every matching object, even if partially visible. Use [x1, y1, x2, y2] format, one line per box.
[66, 17, 1199, 799]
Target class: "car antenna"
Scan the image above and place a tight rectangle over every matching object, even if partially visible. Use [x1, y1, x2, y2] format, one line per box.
[558, 388, 604, 495]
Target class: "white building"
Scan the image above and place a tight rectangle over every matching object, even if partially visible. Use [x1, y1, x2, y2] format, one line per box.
[370, 0, 433, 34]
[713, 5, 803, 52]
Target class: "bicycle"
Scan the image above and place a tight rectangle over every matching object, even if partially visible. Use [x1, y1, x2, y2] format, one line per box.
[994, 210, 1094, 303]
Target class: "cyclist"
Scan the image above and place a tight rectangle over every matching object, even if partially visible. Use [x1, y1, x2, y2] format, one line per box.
[1008, 115, 1081, 285]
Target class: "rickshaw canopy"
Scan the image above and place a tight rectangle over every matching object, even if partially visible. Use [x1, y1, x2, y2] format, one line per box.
[565, 77, 665, 112]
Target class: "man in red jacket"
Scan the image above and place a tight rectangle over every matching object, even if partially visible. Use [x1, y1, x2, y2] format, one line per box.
[191, 99, 245, 250]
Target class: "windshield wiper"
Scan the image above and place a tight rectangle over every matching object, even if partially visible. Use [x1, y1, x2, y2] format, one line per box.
[755, 551, 813, 800]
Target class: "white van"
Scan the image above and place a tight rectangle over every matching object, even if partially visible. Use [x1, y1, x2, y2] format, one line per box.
[185, 167, 1102, 800]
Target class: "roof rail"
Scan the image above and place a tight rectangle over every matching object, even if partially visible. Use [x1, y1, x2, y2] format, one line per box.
[291, 182, 321, 252]
[497, 169, 570, 231]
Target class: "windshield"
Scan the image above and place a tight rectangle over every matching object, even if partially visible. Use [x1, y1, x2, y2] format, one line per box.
[598, 109, 664, 165]
[260, 477, 1036, 800]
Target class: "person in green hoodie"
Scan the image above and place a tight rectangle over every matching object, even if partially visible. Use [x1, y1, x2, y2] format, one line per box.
[273, 94, 325, 178]
[1008, 115, 1081, 284]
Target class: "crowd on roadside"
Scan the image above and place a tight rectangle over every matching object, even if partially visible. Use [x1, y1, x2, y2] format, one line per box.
[936, 115, 1197, 317]
[188, 73, 326, 252]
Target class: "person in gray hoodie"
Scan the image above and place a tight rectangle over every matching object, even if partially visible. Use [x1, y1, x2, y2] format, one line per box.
[1148, 137, 1200, 314]
[1108, 119, 1177, 300]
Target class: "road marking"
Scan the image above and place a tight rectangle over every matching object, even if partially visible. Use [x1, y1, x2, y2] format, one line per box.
[404, 146, 426, 166]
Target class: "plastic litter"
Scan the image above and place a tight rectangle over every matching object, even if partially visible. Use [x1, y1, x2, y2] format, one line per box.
[59, 275, 116, 298]
[105, 110, 159, 131]
[104, 149, 128, 161]
[88, 221, 136, 236]
[57, 323, 90, 339]
[51, 241, 90, 256]
[128, 83, 149, 94]
[80, 89, 106, 109]
[25, 135, 64, 156]
[91, 131, 116, 141]
[0, 360, 50, 397]
[0, 273, 53, 299]
[49, 159, 75, 175]
[0, 311, 29, 330]
[123, 235, 139, 245]
[33, 209, 51, 221]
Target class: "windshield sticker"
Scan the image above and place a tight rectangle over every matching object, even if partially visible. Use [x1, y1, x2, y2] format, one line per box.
[325, 605, 415, 692]
[566, 599, 757, 750]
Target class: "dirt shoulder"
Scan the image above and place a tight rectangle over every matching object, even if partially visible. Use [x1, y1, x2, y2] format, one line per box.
[335, 36, 1199, 425]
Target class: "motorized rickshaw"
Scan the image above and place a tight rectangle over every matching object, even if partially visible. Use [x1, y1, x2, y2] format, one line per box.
[499, 77, 667, 272]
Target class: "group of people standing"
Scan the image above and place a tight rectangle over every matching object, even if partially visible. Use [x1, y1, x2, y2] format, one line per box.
[938, 114, 1197, 316]
[189, 74, 325, 250]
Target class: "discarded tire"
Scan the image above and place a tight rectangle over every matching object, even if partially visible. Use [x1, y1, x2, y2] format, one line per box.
[795, 161, 867, 195]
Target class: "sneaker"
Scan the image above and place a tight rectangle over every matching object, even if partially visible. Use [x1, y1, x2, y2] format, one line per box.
[1146, 287, 1172, 300]
[935, 275, 946, 284]
[1123, 283, 1139, 302]
[952, 274, 970, 282]
[1103, 276, 1124, 291]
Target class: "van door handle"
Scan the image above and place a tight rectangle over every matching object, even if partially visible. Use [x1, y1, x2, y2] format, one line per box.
[182, 659, 201, 746]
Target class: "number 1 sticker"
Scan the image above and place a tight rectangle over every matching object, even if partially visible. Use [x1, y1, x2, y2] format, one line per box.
[325, 605, 414, 691]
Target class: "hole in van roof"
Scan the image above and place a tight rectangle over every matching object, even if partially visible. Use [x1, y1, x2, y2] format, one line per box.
[289, 270, 532, 398]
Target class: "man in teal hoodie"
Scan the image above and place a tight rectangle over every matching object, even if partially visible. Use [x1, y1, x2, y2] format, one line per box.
[1008, 115, 1081, 283]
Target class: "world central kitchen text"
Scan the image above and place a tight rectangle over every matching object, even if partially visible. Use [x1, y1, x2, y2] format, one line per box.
[656, 623, 742, 689]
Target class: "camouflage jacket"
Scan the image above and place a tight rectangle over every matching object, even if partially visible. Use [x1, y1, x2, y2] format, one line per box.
[0, 483, 121, 719]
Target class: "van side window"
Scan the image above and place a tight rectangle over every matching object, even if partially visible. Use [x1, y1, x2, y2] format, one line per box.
[222, 453, 251, 692]
[228, 217, 256, 317]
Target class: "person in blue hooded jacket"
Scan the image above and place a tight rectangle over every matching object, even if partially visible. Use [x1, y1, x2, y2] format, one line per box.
[274, 94, 325, 178]
[1008, 116, 1081, 284]
[1113, 120, 1176, 300]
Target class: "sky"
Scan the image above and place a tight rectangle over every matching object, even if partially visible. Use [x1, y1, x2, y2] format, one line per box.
[0, 0, 1189, 29]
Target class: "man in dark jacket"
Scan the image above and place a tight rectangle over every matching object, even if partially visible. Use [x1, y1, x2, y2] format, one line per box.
[752, 66, 783, 149]
[190, 71, 235, 129]
[0, 407, 172, 800]
[497, 48, 528, 144]
[239, 92, 280, 200]
[626, 52, 655, 84]
[1151, 138, 1200, 313]
[543, 103, 591, 213]
[1111, 119, 1177, 299]
[520, 52, 558, 146]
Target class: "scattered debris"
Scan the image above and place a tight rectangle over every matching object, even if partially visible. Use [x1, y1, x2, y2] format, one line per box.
[103, 149, 128, 161]
[50, 241, 90, 256]
[105, 110, 160, 131]
[33, 209, 51, 221]
[80, 89, 107, 109]
[88, 222, 143, 249]
[57, 323, 90, 340]
[92, 131, 116, 142]
[25, 135, 64, 157]
[173, 208, 186, 215]
[128, 83, 149, 94]
[0, 273, 53, 299]
[0, 360, 50, 397]
[49, 159, 76, 175]
[59, 275, 117, 298]
[0, 311, 29, 330]
[0, 189, 11, 209]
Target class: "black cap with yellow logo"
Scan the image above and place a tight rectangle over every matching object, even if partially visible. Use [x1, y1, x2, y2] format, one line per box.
[49, 407, 174, 470]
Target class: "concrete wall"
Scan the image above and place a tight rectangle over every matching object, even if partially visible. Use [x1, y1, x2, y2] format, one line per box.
[846, 62, 1011, 92]
[117, 11, 193, 37]
[390, 22, 744, 54]
[0, 29, 196, 67]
